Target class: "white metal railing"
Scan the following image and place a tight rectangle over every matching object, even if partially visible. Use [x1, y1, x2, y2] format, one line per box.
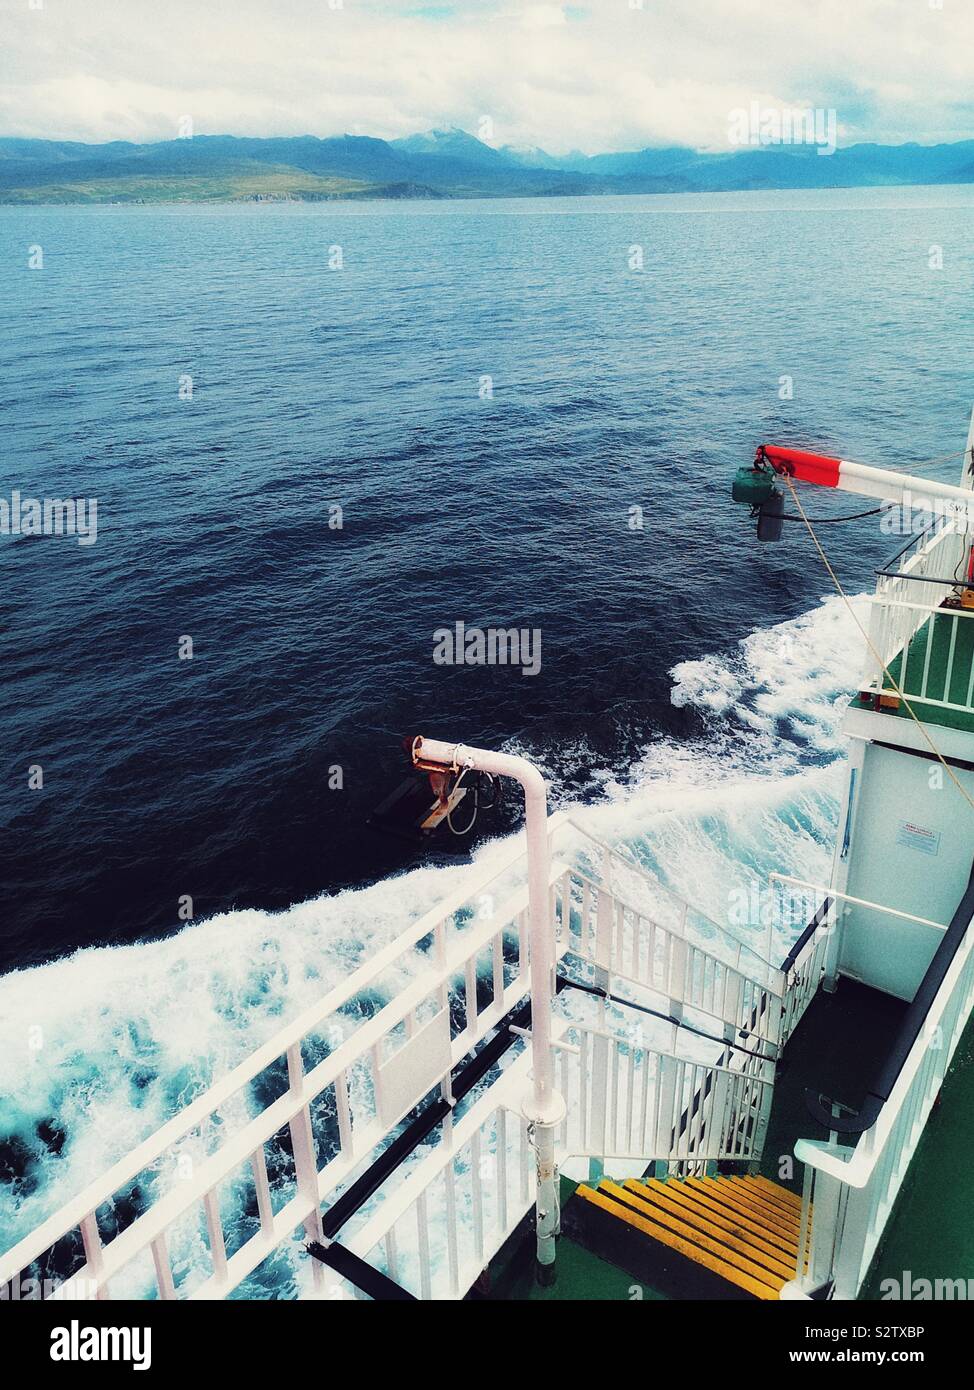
[1, 809, 791, 1302]
[553, 823, 785, 1051]
[334, 1007, 776, 1301]
[780, 909, 833, 1045]
[0, 823, 566, 1302]
[866, 597, 974, 715]
[335, 825, 790, 1299]
[342, 1059, 536, 1301]
[330, 821, 792, 1297]
[792, 908, 974, 1299]
[554, 1019, 773, 1164]
[864, 515, 974, 710]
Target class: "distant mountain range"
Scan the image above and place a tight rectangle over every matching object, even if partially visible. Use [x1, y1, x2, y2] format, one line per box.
[2, 128, 974, 203]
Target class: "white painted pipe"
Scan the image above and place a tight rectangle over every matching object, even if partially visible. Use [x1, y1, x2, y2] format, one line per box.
[837, 459, 974, 510]
[770, 873, 947, 931]
[412, 736, 565, 1273]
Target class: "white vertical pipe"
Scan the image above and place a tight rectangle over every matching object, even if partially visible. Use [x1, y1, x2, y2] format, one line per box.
[411, 737, 565, 1276]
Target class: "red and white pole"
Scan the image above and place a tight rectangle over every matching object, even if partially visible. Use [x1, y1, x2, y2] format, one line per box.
[757, 444, 974, 518]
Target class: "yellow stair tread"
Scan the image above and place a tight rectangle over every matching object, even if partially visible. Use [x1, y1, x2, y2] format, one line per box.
[714, 1175, 802, 1223]
[684, 1177, 801, 1242]
[706, 1181, 802, 1240]
[646, 1178, 800, 1256]
[624, 1181, 796, 1281]
[631, 1179, 799, 1273]
[734, 1174, 803, 1211]
[577, 1184, 782, 1301]
[596, 1181, 789, 1297]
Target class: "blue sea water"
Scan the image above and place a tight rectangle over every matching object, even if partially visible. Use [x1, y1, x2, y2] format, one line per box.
[1, 185, 973, 1277]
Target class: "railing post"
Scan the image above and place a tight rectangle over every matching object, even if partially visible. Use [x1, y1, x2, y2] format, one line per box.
[753, 1064, 774, 1162]
[830, 1177, 872, 1301]
[593, 888, 613, 993]
[518, 761, 566, 1285]
[805, 1166, 842, 1294]
[794, 1138, 863, 1298]
[588, 1031, 610, 1182]
[286, 1043, 325, 1290]
[865, 586, 887, 691]
[79, 1212, 109, 1301]
[796, 1163, 814, 1292]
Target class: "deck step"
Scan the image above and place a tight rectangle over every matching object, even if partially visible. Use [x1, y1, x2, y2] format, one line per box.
[681, 1175, 800, 1243]
[575, 1174, 804, 1301]
[737, 1173, 803, 1211]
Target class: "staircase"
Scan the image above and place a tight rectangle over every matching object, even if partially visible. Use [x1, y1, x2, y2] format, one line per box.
[573, 1173, 804, 1300]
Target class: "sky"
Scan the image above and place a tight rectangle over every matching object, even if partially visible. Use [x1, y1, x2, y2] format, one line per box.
[1, 0, 973, 153]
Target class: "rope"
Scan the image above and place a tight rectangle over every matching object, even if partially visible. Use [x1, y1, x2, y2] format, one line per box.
[445, 768, 479, 836]
[907, 446, 971, 475]
[780, 472, 974, 818]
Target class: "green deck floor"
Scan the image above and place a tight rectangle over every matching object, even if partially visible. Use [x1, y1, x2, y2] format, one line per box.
[484, 1181, 668, 1302]
[880, 606, 974, 732]
[759, 978, 908, 1197]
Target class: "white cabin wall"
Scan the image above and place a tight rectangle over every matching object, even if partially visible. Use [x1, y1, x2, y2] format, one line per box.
[836, 740, 974, 1000]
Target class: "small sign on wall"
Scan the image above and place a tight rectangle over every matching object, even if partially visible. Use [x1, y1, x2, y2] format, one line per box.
[896, 820, 942, 856]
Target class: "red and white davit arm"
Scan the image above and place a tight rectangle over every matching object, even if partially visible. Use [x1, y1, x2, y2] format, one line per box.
[755, 444, 974, 512]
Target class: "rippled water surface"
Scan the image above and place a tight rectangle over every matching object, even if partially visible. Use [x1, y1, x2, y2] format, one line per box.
[3, 187, 972, 967]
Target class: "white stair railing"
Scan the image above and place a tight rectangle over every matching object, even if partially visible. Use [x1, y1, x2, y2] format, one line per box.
[554, 1020, 774, 1164]
[552, 821, 785, 1052]
[339, 1057, 537, 1301]
[780, 903, 834, 1045]
[330, 1011, 776, 1300]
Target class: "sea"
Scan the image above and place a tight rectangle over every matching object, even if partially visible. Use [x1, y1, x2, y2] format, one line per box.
[2, 184, 973, 1288]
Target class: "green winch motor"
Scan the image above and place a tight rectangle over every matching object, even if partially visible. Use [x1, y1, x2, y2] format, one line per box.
[732, 463, 784, 541]
[731, 464, 776, 507]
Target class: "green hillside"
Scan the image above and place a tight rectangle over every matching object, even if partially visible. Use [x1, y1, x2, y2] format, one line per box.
[0, 169, 399, 205]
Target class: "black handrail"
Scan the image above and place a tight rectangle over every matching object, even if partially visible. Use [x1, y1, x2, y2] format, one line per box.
[780, 898, 833, 976]
[872, 570, 962, 588]
[308, 1239, 416, 1300]
[877, 515, 946, 573]
[804, 873, 974, 1134]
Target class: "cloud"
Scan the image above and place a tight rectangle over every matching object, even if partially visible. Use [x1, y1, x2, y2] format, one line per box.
[520, 4, 569, 29]
[1, 0, 972, 151]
